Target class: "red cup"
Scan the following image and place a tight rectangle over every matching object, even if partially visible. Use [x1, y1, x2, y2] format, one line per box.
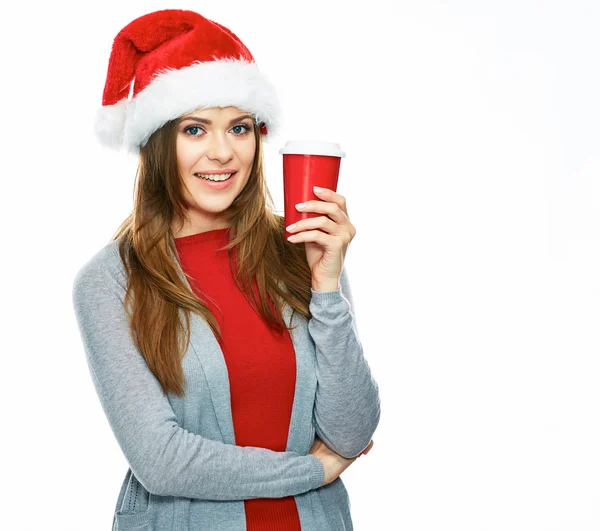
[279, 140, 346, 234]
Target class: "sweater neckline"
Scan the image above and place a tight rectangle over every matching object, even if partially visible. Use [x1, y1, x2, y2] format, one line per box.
[173, 227, 230, 246]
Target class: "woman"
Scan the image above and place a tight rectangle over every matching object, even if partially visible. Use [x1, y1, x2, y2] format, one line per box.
[72, 8, 380, 531]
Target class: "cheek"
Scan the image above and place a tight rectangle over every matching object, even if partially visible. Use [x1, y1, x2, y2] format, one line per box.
[176, 139, 202, 170]
[241, 141, 257, 167]
[175, 139, 187, 167]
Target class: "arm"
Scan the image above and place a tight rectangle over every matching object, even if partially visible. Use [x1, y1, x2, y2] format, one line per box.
[72, 249, 324, 500]
[308, 264, 381, 459]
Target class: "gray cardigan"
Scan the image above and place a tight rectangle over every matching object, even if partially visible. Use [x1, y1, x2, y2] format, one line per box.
[72, 236, 381, 530]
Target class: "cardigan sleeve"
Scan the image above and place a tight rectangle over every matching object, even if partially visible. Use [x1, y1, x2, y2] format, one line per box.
[308, 264, 381, 459]
[71, 247, 325, 500]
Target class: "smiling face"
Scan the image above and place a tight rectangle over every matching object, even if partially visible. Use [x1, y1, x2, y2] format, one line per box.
[170, 106, 257, 237]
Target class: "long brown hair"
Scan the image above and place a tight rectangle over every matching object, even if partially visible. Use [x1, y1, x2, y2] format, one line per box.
[111, 118, 313, 397]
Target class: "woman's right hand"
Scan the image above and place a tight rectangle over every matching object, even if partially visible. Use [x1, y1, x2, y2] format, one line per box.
[309, 437, 374, 486]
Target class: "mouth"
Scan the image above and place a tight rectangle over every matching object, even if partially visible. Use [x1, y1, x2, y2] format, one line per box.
[194, 172, 237, 182]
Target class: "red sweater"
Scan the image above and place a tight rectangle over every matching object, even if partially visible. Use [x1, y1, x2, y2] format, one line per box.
[174, 228, 302, 531]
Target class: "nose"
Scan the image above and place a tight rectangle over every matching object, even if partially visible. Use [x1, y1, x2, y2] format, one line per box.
[206, 130, 234, 164]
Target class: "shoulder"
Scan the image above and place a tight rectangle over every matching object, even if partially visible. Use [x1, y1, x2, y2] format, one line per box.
[72, 237, 127, 297]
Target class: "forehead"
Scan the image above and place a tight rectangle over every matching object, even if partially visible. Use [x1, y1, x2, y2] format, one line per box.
[182, 106, 252, 120]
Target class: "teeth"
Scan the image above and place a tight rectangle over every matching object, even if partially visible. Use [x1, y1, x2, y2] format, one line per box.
[195, 173, 233, 182]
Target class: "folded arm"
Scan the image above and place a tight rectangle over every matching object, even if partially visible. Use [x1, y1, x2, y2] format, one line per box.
[72, 248, 324, 500]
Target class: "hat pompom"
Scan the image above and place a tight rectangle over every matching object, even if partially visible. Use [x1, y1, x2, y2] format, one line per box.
[94, 99, 128, 149]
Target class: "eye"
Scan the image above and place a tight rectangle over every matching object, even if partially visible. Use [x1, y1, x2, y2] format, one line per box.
[231, 124, 252, 136]
[182, 124, 252, 138]
[184, 126, 203, 136]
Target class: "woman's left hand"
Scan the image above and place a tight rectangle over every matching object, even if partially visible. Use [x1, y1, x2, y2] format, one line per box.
[286, 186, 356, 287]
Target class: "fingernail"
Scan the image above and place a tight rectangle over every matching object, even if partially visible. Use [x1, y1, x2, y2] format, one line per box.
[296, 202, 306, 209]
[313, 186, 323, 192]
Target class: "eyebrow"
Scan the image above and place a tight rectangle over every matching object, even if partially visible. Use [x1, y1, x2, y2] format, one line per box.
[179, 114, 254, 125]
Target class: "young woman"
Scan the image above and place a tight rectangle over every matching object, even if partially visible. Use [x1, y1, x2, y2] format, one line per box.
[72, 9, 380, 531]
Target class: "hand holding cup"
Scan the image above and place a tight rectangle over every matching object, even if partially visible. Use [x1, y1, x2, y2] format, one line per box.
[280, 141, 356, 287]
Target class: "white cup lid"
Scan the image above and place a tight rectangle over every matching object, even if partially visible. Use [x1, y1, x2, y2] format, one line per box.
[279, 140, 345, 158]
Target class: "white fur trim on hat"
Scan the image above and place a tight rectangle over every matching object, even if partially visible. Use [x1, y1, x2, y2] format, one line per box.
[95, 58, 282, 154]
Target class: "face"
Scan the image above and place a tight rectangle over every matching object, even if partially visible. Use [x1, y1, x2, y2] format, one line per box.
[171, 106, 257, 237]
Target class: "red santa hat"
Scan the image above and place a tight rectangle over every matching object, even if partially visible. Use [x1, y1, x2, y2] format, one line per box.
[95, 9, 282, 153]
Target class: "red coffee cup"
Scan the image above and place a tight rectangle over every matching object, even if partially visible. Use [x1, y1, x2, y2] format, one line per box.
[279, 140, 346, 234]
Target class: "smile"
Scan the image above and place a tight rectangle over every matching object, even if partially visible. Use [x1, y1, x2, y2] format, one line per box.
[194, 172, 234, 182]
[193, 172, 237, 190]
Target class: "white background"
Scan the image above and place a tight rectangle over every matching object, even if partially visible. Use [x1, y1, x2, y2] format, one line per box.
[2, 1, 599, 530]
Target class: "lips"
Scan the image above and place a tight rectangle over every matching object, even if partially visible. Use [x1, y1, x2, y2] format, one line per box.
[194, 170, 237, 175]
[194, 172, 236, 181]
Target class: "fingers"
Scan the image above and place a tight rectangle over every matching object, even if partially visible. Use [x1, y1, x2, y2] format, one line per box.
[295, 195, 347, 223]
[312, 186, 349, 216]
[360, 440, 374, 456]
